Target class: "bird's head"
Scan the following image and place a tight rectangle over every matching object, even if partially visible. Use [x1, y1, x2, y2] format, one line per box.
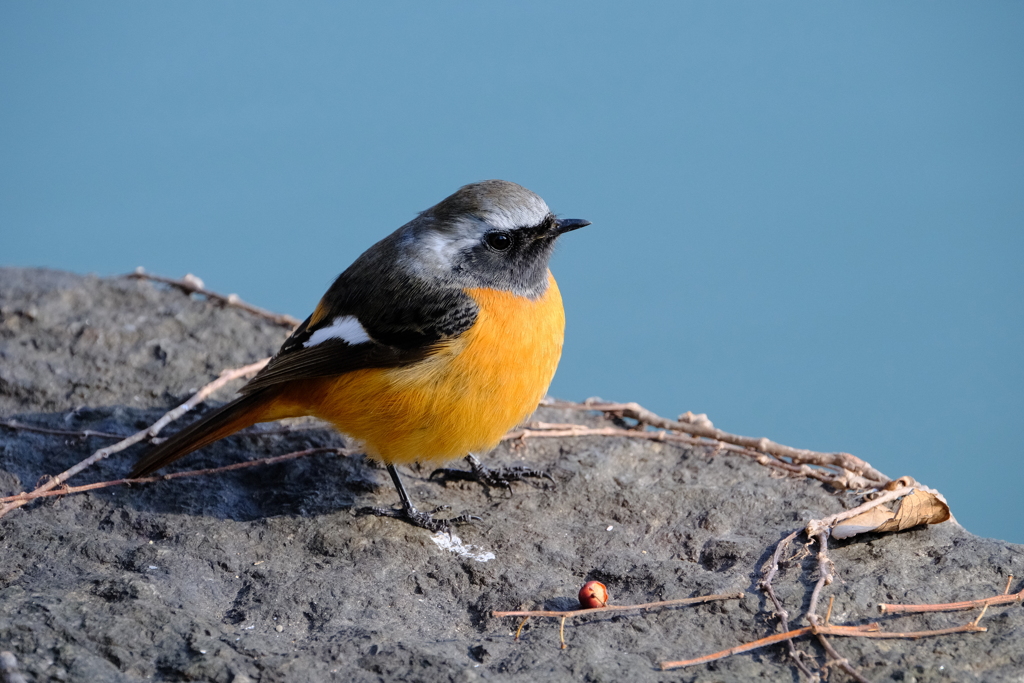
[405, 180, 589, 297]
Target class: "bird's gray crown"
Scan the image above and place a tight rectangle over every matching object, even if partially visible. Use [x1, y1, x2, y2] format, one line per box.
[425, 179, 552, 233]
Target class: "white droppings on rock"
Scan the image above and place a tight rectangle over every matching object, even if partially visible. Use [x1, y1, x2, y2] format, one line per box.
[431, 532, 496, 563]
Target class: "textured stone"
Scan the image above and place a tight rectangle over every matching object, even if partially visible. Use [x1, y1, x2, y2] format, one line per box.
[1, 268, 1022, 682]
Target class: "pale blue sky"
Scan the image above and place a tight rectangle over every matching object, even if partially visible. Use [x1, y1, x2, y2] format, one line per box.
[2, 3, 1022, 541]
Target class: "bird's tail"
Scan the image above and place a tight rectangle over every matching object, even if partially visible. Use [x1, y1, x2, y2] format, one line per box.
[129, 391, 275, 479]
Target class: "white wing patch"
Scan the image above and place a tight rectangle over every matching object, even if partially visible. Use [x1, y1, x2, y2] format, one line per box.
[303, 315, 372, 348]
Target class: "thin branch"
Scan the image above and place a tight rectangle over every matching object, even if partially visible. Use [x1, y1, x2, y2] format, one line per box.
[758, 529, 817, 680]
[0, 447, 348, 505]
[495, 592, 743, 650]
[806, 530, 834, 625]
[819, 623, 987, 639]
[659, 625, 875, 671]
[659, 622, 986, 671]
[493, 592, 743, 619]
[879, 580, 1024, 615]
[504, 423, 860, 488]
[126, 269, 300, 328]
[0, 420, 125, 440]
[1, 418, 325, 443]
[0, 359, 269, 520]
[803, 529, 869, 683]
[547, 399, 890, 489]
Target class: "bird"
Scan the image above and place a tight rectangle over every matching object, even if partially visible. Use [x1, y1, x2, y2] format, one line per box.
[130, 180, 589, 531]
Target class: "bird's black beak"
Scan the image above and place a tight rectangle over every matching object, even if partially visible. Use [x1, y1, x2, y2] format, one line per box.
[553, 218, 591, 235]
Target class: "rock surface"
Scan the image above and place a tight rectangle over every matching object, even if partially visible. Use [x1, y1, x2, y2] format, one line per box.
[1, 267, 1022, 682]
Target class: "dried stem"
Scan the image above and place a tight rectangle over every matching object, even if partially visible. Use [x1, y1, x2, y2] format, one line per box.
[879, 579, 1024, 615]
[126, 269, 300, 328]
[848, 624, 987, 638]
[503, 423, 858, 488]
[659, 622, 986, 670]
[493, 592, 743, 619]
[799, 528, 869, 683]
[0, 359, 269, 520]
[0, 447, 346, 505]
[514, 617, 530, 640]
[0, 420, 125, 440]
[547, 399, 889, 489]
[495, 592, 743, 650]
[660, 627, 844, 670]
[758, 529, 817, 680]
[806, 530, 834, 625]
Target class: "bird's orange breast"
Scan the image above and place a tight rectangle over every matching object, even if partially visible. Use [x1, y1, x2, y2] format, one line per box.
[277, 271, 565, 465]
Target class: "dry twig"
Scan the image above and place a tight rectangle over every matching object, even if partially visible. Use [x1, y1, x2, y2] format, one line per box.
[494, 592, 744, 649]
[659, 621, 987, 670]
[802, 528, 870, 683]
[0, 420, 125, 440]
[0, 447, 347, 506]
[507, 421, 868, 489]
[758, 529, 818, 680]
[127, 268, 300, 328]
[547, 399, 890, 489]
[0, 359, 269, 520]
[730, 512, 1000, 680]
[879, 576, 1024, 614]
[493, 592, 743, 620]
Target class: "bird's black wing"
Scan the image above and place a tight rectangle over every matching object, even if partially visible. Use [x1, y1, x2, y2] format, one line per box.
[240, 266, 478, 395]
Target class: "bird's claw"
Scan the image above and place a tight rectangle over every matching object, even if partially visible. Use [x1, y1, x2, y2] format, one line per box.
[430, 455, 555, 493]
[363, 504, 479, 533]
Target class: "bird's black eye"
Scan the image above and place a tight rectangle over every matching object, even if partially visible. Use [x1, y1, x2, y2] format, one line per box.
[485, 231, 512, 252]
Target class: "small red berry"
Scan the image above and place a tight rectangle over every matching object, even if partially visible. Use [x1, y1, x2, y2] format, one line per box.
[578, 581, 609, 608]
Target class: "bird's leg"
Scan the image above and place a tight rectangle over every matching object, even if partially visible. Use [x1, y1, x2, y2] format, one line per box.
[369, 464, 478, 532]
[430, 453, 554, 493]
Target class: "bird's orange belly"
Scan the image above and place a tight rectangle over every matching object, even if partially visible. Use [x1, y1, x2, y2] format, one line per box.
[281, 273, 565, 465]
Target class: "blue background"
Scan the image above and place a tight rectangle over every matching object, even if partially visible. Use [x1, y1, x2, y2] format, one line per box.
[2, 3, 1021, 542]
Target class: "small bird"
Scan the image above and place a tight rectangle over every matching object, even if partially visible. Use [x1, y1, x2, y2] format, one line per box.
[130, 180, 588, 531]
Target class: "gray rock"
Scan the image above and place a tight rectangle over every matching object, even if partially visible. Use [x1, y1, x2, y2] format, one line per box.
[1, 267, 1022, 682]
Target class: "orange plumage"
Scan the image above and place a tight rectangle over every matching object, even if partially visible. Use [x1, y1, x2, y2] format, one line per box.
[265, 272, 564, 465]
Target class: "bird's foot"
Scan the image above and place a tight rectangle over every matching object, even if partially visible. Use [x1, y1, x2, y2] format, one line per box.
[430, 454, 554, 493]
[365, 503, 479, 533]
